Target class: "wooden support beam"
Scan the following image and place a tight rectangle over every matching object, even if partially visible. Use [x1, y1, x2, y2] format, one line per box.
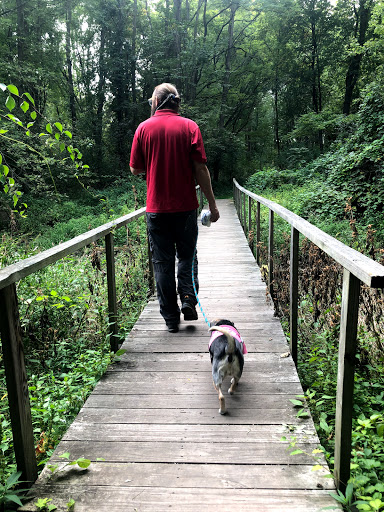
[256, 201, 261, 266]
[248, 196, 252, 242]
[334, 270, 361, 492]
[0, 284, 37, 484]
[105, 233, 119, 352]
[268, 210, 274, 300]
[243, 193, 246, 233]
[290, 227, 299, 365]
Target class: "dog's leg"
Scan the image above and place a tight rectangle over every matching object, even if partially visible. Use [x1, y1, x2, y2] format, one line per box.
[228, 377, 239, 395]
[217, 384, 226, 415]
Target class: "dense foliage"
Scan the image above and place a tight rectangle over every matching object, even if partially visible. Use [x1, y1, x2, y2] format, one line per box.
[2, 0, 384, 508]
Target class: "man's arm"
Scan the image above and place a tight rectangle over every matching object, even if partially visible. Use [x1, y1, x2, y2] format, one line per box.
[193, 161, 220, 222]
[130, 166, 145, 176]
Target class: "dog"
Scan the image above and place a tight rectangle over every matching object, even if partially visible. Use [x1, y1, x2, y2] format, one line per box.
[208, 319, 247, 415]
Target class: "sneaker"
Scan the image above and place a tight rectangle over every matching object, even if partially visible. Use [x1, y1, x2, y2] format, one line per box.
[181, 297, 198, 321]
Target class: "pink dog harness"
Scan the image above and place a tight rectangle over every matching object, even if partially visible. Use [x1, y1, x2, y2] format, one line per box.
[209, 325, 248, 354]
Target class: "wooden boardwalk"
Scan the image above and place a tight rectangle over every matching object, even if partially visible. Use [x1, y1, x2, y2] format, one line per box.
[20, 199, 340, 511]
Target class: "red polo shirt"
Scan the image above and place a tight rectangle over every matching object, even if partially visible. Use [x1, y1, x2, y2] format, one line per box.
[129, 109, 207, 213]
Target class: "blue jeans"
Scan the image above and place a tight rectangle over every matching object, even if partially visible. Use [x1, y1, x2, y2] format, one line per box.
[146, 210, 198, 325]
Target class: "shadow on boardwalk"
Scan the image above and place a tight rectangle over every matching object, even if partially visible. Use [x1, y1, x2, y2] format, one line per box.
[19, 199, 340, 512]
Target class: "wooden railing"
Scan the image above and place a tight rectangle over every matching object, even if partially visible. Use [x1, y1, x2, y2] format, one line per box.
[0, 185, 205, 486]
[233, 179, 384, 492]
[0, 207, 150, 484]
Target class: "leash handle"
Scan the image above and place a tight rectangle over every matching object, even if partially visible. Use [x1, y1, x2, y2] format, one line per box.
[192, 245, 211, 328]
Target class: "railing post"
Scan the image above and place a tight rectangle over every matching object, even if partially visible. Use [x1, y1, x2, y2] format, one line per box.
[268, 209, 274, 299]
[248, 196, 252, 241]
[256, 201, 261, 266]
[334, 269, 360, 493]
[243, 192, 246, 233]
[0, 284, 38, 484]
[290, 227, 299, 365]
[105, 232, 119, 352]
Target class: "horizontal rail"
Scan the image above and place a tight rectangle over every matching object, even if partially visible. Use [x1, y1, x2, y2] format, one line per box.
[234, 179, 384, 288]
[0, 207, 146, 290]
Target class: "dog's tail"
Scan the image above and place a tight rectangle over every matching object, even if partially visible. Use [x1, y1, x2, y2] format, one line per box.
[209, 326, 235, 355]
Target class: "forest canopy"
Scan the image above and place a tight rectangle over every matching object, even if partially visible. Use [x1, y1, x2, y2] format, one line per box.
[1, 0, 384, 222]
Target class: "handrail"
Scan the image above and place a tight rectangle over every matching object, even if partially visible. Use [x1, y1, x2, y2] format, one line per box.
[234, 180, 384, 288]
[0, 207, 146, 289]
[233, 178, 384, 494]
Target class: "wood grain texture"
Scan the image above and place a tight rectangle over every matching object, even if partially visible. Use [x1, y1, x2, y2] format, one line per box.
[19, 199, 340, 511]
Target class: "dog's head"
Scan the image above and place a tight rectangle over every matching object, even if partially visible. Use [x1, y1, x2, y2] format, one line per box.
[210, 318, 235, 329]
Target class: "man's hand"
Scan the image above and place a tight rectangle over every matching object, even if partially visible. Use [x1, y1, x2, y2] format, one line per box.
[209, 204, 220, 222]
[193, 161, 220, 222]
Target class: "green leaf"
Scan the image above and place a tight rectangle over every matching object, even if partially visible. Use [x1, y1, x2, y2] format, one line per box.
[59, 452, 71, 460]
[9, 177, 15, 186]
[0, 129, 8, 134]
[115, 349, 127, 357]
[6, 471, 22, 488]
[76, 458, 91, 469]
[7, 84, 19, 96]
[289, 399, 303, 407]
[46, 123, 52, 134]
[24, 92, 35, 105]
[290, 449, 304, 456]
[20, 101, 29, 113]
[55, 122, 63, 132]
[30, 111, 37, 120]
[13, 194, 18, 207]
[3, 165, 9, 176]
[48, 504, 57, 511]
[67, 498, 76, 511]
[55, 132, 60, 140]
[60, 143, 66, 152]
[64, 130, 72, 139]
[5, 95, 16, 111]
[5, 494, 23, 506]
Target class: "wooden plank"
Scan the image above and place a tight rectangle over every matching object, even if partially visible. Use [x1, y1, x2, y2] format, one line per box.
[290, 226, 299, 364]
[34, 461, 334, 490]
[82, 393, 304, 410]
[92, 374, 302, 394]
[0, 284, 37, 484]
[0, 207, 146, 290]
[234, 179, 384, 287]
[50, 440, 320, 465]
[19, 487, 341, 512]
[75, 407, 306, 424]
[62, 423, 317, 443]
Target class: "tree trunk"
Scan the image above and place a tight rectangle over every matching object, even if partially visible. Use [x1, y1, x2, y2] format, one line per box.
[95, 24, 106, 177]
[16, 0, 26, 62]
[343, 0, 372, 115]
[65, 0, 77, 128]
[131, 0, 137, 128]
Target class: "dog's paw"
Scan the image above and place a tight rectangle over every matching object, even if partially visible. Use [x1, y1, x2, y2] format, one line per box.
[219, 408, 227, 415]
[228, 387, 233, 395]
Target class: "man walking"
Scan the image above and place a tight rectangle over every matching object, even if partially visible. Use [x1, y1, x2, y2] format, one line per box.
[130, 83, 219, 333]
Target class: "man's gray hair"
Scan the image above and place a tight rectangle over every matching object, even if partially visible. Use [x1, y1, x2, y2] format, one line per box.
[153, 83, 181, 111]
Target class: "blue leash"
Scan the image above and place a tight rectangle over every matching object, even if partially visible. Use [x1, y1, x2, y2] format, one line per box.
[192, 244, 211, 328]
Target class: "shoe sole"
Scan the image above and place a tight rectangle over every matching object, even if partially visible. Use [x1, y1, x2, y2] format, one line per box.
[181, 304, 198, 321]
